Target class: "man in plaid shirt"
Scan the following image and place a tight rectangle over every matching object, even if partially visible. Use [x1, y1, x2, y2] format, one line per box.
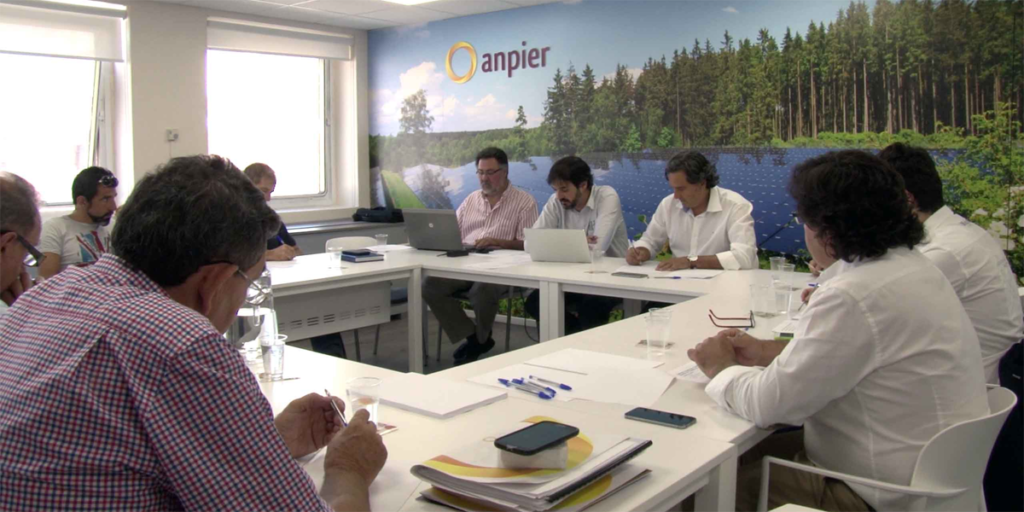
[0, 155, 387, 511]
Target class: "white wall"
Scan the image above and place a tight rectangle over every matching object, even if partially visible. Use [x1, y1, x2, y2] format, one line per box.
[116, 1, 370, 223]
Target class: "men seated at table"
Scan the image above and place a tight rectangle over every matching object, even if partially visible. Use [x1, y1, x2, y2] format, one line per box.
[626, 151, 757, 271]
[244, 162, 302, 262]
[524, 156, 628, 334]
[688, 150, 989, 511]
[879, 142, 1023, 384]
[37, 166, 118, 279]
[0, 172, 41, 317]
[0, 155, 387, 511]
[422, 147, 538, 365]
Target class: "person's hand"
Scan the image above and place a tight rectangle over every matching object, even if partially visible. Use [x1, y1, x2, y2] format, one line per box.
[274, 393, 346, 458]
[267, 244, 297, 261]
[801, 286, 817, 304]
[0, 270, 33, 307]
[808, 259, 823, 277]
[324, 409, 387, 486]
[714, 328, 763, 366]
[656, 257, 691, 271]
[586, 235, 598, 245]
[474, 237, 506, 249]
[687, 333, 738, 379]
[625, 247, 650, 266]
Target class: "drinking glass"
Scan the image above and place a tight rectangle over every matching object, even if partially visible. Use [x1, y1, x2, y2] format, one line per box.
[261, 333, 288, 381]
[375, 233, 388, 252]
[750, 283, 777, 318]
[645, 308, 672, 360]
[346, 377, 381, 424]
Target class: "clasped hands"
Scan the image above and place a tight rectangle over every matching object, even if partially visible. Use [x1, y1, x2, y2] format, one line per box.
[687, 328, 763, 379]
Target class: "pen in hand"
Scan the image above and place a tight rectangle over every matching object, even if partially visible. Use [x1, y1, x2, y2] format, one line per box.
[324, 389, 348, 428]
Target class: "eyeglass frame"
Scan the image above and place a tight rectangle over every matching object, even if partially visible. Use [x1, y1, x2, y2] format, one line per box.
[207, 260, 269, 303]
[708, 309, 756, 328]
[475, 166, 507, 177]
[0, 230, 44, 267]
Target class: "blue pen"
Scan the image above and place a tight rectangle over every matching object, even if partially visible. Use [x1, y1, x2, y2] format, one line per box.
[514, 378, 556, 395]
[529, 375, 573, 391]
[498, 378, 553, 399]
[276, 235, 285, 245]
[653, 276, 681, 280]
[808, 283, 819, 288]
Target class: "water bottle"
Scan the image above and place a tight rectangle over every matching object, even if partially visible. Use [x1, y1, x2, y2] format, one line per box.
[226, 268, 276, 364]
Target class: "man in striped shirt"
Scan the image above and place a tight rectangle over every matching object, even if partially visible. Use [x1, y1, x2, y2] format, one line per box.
[423, 147, 539, 365]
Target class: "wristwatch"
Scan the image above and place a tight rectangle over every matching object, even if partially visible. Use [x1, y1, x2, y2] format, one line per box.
[687, 256, 698, 268]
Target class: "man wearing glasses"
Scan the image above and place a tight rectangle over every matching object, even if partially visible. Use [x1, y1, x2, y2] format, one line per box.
[422, 147, 539, 364]
[0, 172, 42, 316]
[38, 166, 119, 279]
[0, 156, 387, 511]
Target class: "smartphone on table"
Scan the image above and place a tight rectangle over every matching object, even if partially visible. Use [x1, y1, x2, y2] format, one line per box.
[494, 421, 580, 456]
[624, 407, 697, 429]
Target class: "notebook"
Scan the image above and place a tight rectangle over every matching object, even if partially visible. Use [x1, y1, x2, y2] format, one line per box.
[380, 373, 507, 419]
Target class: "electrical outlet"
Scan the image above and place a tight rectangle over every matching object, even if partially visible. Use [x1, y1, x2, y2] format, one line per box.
[166, 129, 179, 142]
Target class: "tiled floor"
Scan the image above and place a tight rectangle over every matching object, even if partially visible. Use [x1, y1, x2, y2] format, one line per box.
[290, 314, 542, 374]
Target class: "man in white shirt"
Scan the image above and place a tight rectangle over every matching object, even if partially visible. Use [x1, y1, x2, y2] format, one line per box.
[689, 150, 989, 511]
[524, 156, 628, 334]
[879, 143, 1023, 384]
[38, 167, 118, 279]
[0, 172, 42, 317]
[422, 147, 539, 365]
[626, 151, 757, 271]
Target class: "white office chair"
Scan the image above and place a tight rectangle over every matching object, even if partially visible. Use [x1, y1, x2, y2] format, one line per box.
[323, 237, 422, 362]
[757, 386, 1018, 512]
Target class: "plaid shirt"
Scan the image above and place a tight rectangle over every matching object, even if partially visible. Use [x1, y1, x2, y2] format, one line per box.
[0, 255, 329, 511]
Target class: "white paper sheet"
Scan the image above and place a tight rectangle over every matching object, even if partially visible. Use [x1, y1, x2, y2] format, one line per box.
[469, 362, 674, 408]
[366, 244, 414, 252]
[304, 453, 420, 511]
[524, 348, 663, 375]
[612, 264, 723, 279]
[464, 254, 533, 270]
[380, 373, 507, 418]
[668, 362, 711, 384]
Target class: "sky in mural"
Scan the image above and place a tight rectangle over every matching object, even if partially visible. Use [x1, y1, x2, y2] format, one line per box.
[368, 0, 878, 136]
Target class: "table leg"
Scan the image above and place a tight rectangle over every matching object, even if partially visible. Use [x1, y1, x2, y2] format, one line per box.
[539, 281, 564, 341]
[408, 268, 424, 373]
[695, 452, 737, 511]
[623, 298, 642, 318]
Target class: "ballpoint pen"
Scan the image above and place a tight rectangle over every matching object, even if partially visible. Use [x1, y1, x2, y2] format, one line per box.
[529, 375, 573, 391]
[324, 389, 348, 428]
[513, 378, 556, 396]
[498, 378, 552, 399]
[653, 276, 680, 279]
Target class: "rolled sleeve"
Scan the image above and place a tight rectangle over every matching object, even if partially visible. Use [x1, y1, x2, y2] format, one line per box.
[705, 364, 762, 414]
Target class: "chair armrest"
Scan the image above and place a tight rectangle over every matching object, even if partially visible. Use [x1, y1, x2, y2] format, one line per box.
[761, 456, 966, 495]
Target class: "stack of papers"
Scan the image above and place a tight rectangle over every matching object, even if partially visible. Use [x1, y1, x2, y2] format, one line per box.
[303, 455, 422, 512]
[380, 373, 507, 419]
[612, 263, 723, 279]
[412, 416, 652, 512]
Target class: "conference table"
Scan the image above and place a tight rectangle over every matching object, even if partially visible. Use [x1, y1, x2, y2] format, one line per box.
[270, 247, 810, 374]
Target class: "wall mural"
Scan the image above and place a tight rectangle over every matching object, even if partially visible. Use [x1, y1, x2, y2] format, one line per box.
[368, 0, 1022, 273]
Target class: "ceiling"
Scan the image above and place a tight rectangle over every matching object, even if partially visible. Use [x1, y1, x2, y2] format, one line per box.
[155, 0, 563, 30]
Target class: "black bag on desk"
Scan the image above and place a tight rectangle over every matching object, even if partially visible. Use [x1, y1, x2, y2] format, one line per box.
[984, 341, 1022, 512]
[352, 207, 403, 223]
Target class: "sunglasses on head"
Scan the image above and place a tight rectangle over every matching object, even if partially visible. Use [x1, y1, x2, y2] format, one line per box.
[0, 230, 44, 267]
[99, 175, 118, 188]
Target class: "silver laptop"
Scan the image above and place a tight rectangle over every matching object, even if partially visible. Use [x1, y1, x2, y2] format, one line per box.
[404, 209, 467, 252]
[524, 228, 591, 263]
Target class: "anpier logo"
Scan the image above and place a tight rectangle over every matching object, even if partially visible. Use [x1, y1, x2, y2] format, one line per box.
[446, 41, 551, 84]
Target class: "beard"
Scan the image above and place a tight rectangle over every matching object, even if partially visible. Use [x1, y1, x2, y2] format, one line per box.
[89, 212, 113, 226]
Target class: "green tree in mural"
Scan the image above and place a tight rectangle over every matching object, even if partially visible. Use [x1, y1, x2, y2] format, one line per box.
[619, 124, 642, 152]
[400, 89, 433, 135]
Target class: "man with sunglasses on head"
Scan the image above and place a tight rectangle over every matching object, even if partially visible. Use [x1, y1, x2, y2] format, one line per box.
[0, 172, 42, 317]
[37, 166, 119, 279]
[0, 155, 387, 511]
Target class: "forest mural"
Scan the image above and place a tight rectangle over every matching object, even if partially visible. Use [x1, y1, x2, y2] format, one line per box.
[368, 0, 1022, 278]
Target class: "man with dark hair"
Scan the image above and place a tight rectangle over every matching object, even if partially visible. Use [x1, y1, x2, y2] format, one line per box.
[626, 151, 757, 270]
[688, 150, 989, 511]
[524, 156, 628, 334]
[37, 166, 118, 279]
[243, 162, 302, 262]
[422, 147, 538, 364]
[0, 155, 387, 511]
[879, 142, 1022, 384]
[0, 172, 42, 316]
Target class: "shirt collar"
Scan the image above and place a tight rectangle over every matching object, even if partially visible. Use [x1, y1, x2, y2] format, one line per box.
[675, 186, 723, 215]
[93, 254, 169, 297]
[923, 205, 954, 231]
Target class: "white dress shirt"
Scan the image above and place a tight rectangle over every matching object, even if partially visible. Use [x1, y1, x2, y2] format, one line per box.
[919, 206, 1023, 384]
[533, 185, 629, 257]
[635, 186, 757, 270]
[706, 248, 989, 511]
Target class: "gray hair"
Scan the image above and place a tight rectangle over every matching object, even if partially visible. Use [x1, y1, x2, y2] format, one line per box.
[0, 172, 41, 234]
[112, 155, 280, 287]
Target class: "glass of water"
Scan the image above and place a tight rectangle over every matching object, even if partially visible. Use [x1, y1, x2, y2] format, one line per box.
[750, 283, 777, 318]
[261, 334, 288, 381]
[645, 308, 672, 360]
[586, 237, 607, 274]
[375, 233, 388, 252]
[346, 377, 381, 424]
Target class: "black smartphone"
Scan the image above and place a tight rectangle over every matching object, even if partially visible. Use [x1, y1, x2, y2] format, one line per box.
[494, 421, 580, 456]
[611, 272, 648, 279]
[624, 407, 697, 429]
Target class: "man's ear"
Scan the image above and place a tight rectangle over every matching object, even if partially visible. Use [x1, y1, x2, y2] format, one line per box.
[0, 231, 17, 254]
[194, 263, 237, 317]
[74, 195, 89, 210]
[904, 190, 919, 211]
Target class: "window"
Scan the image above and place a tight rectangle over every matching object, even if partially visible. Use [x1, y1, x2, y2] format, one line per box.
[0, 54, 101, 206]
[206, 50, 329, 199]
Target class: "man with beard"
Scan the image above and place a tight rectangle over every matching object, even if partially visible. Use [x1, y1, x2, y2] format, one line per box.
[524, 156, 628, 334]
[38, 166, 118, 279]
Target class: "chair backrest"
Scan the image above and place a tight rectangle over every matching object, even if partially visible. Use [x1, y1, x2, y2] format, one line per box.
[325, 236, 376, 252]
[909, 386, 1017, 511]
